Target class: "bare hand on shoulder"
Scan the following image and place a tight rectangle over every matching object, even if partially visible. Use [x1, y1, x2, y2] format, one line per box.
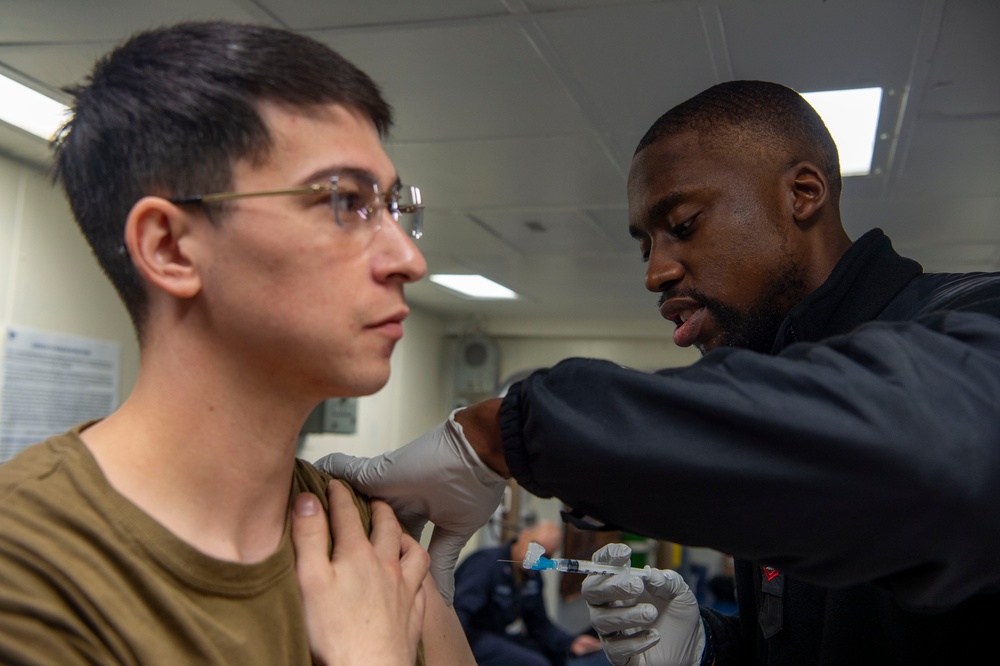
[314, 404, 508, 605]
[292, 480, 430, 665]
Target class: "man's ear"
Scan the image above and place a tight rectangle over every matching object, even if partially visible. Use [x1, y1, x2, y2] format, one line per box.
[124, 197, 203, 299]
[786, 161, 829, 225]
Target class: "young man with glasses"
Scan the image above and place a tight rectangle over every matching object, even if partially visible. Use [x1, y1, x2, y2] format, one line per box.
[0, 21, 473, 665]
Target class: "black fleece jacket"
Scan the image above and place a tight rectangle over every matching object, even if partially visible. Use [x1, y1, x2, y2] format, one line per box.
[499, 229, 1000, 664]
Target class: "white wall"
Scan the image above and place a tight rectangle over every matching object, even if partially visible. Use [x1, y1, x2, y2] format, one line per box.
[449, 315, 699, 381]
[0, 154, 140, 394]
[497, 332, 698, 382]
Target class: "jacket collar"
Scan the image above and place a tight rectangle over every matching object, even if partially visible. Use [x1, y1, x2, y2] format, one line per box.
[772, 229, 923, 352]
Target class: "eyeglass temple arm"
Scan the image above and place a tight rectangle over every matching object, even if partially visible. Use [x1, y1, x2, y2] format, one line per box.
[169, 184, 423, 212]
[169, 184, 330, 205]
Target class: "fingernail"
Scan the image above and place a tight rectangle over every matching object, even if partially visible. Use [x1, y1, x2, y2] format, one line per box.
[294, 493, 319, 517]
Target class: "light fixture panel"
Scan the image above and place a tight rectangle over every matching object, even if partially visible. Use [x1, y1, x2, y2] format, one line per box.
[0, 73, 69, 141]
[802, 87, 883, 177]
[429, 274, 518, 300]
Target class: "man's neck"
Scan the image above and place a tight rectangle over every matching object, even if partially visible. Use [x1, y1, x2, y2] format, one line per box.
[81, 342, 316, 564]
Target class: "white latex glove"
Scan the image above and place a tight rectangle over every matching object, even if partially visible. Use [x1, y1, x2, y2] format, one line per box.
[313, 409, 507, 605]
[583, 543, 706, 666]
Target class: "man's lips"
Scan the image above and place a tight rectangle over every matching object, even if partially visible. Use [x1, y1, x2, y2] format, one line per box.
[659, 298, 706, 348]
[368, 309, 409, 339]
[659, 298, 702, 325]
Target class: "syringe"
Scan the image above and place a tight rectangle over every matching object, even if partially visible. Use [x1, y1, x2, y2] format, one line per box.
[500, 541, 646, 576]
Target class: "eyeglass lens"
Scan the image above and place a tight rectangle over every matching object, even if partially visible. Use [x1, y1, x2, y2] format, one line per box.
[331, 174, 423, 239]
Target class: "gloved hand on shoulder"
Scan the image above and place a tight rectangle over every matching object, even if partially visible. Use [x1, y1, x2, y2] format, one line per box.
[582, 543, 707, 666]
[313, 409, 507, 605]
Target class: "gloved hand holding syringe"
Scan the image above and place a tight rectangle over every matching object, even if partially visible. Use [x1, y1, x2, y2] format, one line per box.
[500, 541, 646, 575]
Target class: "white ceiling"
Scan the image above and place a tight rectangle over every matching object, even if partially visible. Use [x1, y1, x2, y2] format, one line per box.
[1, 0, 998, 327]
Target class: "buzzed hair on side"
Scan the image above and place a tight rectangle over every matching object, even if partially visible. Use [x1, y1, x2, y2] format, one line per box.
[634, 80, 842, 200]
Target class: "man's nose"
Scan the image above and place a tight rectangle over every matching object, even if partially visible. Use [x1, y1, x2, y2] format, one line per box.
[644, 248, 684, 292]
[374, 215, 427, 284]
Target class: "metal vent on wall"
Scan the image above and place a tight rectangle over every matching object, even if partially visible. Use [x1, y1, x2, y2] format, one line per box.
[454, 334, 499, 399]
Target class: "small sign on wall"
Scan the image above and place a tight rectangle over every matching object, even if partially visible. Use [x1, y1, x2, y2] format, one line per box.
[299, 397, 358, 437]
[0, 324, 120, 462]
[321, 398, 358, 434]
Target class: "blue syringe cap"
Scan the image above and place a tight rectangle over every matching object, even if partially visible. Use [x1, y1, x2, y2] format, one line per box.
[533, 556, 557, 571]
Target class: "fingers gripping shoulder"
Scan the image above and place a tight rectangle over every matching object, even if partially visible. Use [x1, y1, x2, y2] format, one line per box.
[314, 412, 505, 493]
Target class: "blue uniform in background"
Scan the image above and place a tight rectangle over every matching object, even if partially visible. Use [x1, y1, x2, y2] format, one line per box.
[454, 542, 611, 666]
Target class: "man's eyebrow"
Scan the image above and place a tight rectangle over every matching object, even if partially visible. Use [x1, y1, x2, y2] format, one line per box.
[298, 166, 401, 190]
[646, 192, 686, 222]
[629, 191, 688, 238]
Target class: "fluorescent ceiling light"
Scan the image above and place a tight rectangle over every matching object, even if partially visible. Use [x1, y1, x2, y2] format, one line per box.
[430, 274, 518, 299]
[0, 72, 69, 140]
[801, 87, 882, 177]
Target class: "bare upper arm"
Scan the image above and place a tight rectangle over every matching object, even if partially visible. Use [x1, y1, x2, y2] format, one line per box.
[419, 574, 475, 665]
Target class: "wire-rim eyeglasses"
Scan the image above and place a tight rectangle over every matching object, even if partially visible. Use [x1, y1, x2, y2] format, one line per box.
[168, 170, 424, 239]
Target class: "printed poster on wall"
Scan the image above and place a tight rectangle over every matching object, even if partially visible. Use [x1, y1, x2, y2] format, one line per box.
[0, 325, 120, 462]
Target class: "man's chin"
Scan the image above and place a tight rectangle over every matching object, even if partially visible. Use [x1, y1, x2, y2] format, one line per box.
[694, 332, 728, 355]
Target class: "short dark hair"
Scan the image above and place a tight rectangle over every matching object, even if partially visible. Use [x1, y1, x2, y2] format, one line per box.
[635, 80, 842, 200]
[51, 21, 393, 338]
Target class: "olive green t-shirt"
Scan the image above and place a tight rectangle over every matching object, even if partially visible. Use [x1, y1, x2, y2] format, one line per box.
[0, 424, 421, 665]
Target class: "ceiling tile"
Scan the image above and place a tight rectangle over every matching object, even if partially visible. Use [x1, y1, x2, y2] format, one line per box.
[261, 0, 508, 28]
[311, 21, 593, 141]
[535, 2, 717, 134]
[414, 209, 517, 257]
[386, 134, 625, 209]
[893, 117, 1000, 197]
[921, 0, 1000, 115]
[722, 0, 924, 92]
[586, 207, 635, 252]
[0, 0, 262, 42]
[467, 208, 610, 254]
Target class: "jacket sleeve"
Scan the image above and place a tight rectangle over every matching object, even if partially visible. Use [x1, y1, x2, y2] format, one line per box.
[499, 309, 1000, 610]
